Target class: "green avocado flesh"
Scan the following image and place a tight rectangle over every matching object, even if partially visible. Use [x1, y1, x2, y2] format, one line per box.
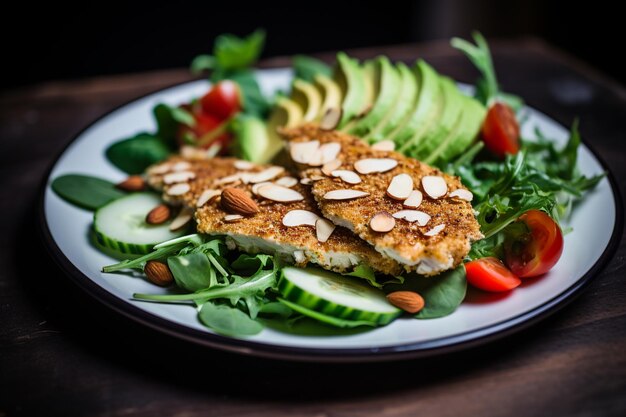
[291, 79, 322, 122]
[334, 52, 368, 128]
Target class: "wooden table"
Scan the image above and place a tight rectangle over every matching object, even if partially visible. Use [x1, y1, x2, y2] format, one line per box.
[1, 38, 625, 417]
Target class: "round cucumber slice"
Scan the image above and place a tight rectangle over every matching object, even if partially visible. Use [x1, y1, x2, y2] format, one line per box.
[278, 266, 401, 325]
[93, 193, 186, 256]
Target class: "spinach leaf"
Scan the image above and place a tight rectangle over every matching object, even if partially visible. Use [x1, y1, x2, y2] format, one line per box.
[344, 265, 382, 288]
[198, 301, 264, 337]
[231, 253, 273, 274]
[258, 301, 293, 318]
[153, 104, 194, 144]
[105, 133, 171, 175]
[293, 55, 332, 83]
[168, 252, 222, 292]
[277, 298, 377, 328]
[51, 174, 126, 210]
[387, 266, 467, 319]
[214, 29, 265, 72]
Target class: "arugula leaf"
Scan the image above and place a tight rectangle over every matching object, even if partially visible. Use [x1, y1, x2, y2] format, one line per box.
[214, 30, 266, 71]
[293, 55, 332, 83]
[105, 133, 171, 175]
[102, 243, 187, 273]
[168, 252, 224, 292]
[51, 174, 126, 211]
[199, 301, 264, 337]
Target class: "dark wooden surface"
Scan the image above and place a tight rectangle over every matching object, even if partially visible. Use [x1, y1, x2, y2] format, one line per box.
[1, 38, 625, 417]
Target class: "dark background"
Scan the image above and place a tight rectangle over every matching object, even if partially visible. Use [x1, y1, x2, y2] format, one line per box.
[3, 0, 623, 90]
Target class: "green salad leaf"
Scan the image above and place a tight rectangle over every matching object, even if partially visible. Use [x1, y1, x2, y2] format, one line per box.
[153, 103, 194, 144]
[51, 174, 126, 211]
[199, 302, 264, 337]
[105, 133, 171, 175]
[293, 55, 332, 83]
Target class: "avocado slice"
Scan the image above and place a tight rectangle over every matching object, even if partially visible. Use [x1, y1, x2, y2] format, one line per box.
[411, 77, 464, 159]
[426, 95, 487, 166]
[291, 79, 322, 122]
[347, 56, 400, 137]
[314, 74, 343, 120]
[333, 52, 368, 128]
[392, 60, 442, 149]
[365, 62, 418, 143]
[232, 115, 282, 164]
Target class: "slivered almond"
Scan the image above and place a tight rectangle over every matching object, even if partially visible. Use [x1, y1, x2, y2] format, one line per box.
[322, 159, 342, 176]
[180, 145, 209, 160]
[224, 214, 243, 222]
[257, 184, 304, 202]
[354, 158, 398, 174]
[220, 187, 259, 215]
[370, 211, 395, 232]
[283, 210, 321, 227]
[166, 183, 190, 196]
[422, 176, 448, 199]
[290, 140, 320, 164]
[318, 142, 341, 164]
[307, 150, 324, 166]
[387, 291, 424, 313]
[116, 175, 146, 191]
[331, 170, 362, 184]
[403, 190, 423, 208]
[234, 160, 255, 170]
[315, 218, 335, 242]
[145, 204, 170, 224]
[371, 140, 395, 151]
[171, 161, 192, 172]
[386, 174, 413, 200]
[424, 224, 445, 236]
[249, 167, 285, 183]
[323, 189, 369, 200]
[320, 107, 342, 130]
[163, 171, 195, 184]
[214, 173, 241, 185]
[148, 163, 172, 175]
[252, 181, 273, 195]
[449, 189, 473, 202]
[275, 176, 298, 188]
[300, 178, 313, 185]
[392, 210, 430, 226]
[196, 189, 221, 207]
[169, 206, 194, 231]
[144, 261, 174, 286]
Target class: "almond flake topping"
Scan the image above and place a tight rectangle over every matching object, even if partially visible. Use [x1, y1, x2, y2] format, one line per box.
[234, 160, 256, 170]
[257, 184, 304, 202]
[166, 183, 190, 196]
[320, 107, 342, 130]
[275, 176, 298, 188]
[424, 224, 445, 236]
[386, 173, 413, 200]
[224, 214, 243, 222]
[322, 159, 342, 176]
[169, 207, 194, 231]
[370, 211, 396, 233]
[403, 190, 423, 208]
[421, 175, 448, 199]
[354, 158, 398, 174]
[323, 189, 370, 200]
[331, 170, 362, 184]
[251, 181, 273, 195]
[196, 189, 221, 207]
[214, 173, 241, 185]
[371, 140, 395, 151]
[148, 163, 172, 175]
[318, 142, 341, 164]
[449, 188, 473, 202]
[290, 140, 320, 164]
[315, 218, 336, 242]
[171, 161, 192, 172]
[163, 171, 195, 184]
[249, 166, 285, 183]
[282, 210, 321, 227]
[392, 210, 431, 226]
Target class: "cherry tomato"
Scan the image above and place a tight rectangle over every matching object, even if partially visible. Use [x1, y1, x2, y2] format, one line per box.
[505, 210, 564, 278]
[465, 257, 521, 292]
[200, 80, 241, 120]
[176, 112, 231, 150]
[481, 102, 520, 158]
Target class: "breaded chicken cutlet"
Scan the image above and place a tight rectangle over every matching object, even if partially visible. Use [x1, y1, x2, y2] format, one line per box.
[146, 156, 402, 276]
[281, 124, 483, 275]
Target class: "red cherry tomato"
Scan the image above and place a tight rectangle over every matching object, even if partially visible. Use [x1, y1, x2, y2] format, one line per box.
[465, 257, 521, 292]
[505, 210, 564, 278]
[481, 102, 520, 158]
[176, 112, 231, 150]
[200, 80, 241, 120]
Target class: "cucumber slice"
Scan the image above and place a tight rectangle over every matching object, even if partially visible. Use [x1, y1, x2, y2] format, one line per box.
[278, 298, 377, 328]
[278, 266, 401, 325]
[93, 193, 186, 256]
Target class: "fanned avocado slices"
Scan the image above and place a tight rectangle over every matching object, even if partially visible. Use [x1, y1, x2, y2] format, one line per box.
[313, 74, 342, 120]
[291, 79, 322, 122]
[333, 52, 368, 128]
[347, 56, 400, 137]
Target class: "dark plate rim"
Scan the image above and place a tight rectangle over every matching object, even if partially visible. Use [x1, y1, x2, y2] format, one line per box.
[38, 76, 624, 363]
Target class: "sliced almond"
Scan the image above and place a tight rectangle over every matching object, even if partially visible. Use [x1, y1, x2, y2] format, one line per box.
[221, 187, 259, 215]
[421, 175, 448, 199]
[252, 181, 273, 195]
[320, 107, 342, 130]
[180, 145, 209, 160]
[449, 188, 474, 202]
[318, 142, 341, 164]
[403, 190, 423, 208]
[224, 214, 244, 222]
[331, 170, 362, 184]
[315, 218, 336, 242]
[300, 178, 313, 185]
[323, 189, 370, 200]
[257, 184, 304, 202]
[275, 176, 298, 188]
[322, 159, 342, 176]
[424, 224, 445, 236]
[386, 173, 413, 200]
[214, 173, 241, 185]
[370, 211, 395, 232]
[392, 210, 431, 226]
[371, 140, 395, 151]
[307, 150, 324, 166]
[196, 189, 221, 207]
[163, 171, 195, 184]
[166, 183, 190, 196]
[283, 210, 321, 227]
[169, 207, 194, 231]
[234, 160, 255, 170]
[249, 166, 285, 183]
[171, 161, 192, 172]
[290, 140, 320, 164]
[354, 158, 398, 174]
[148, 163, 172, 175]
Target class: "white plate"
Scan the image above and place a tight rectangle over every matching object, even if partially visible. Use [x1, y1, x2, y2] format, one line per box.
[40, 68, 622, 361]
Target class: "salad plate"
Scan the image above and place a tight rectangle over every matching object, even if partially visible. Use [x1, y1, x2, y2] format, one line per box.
[40, 68, 622, 362]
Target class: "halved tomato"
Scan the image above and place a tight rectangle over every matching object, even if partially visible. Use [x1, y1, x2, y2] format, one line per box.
[200, 80, 241, 121]
[465, 257, 521, 292]
[481, 102, 520, 158]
